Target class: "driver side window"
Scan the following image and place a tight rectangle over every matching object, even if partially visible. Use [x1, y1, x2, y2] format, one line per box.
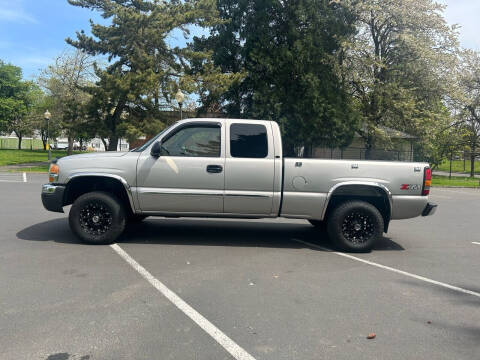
[162, 125, 221, 157]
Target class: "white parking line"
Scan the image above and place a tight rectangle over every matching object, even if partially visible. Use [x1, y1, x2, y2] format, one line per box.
[23, 172, 27, 183]
[472, 242, 480, 246]
[110, 244, 257, 360]
[292, 239, 480, 299]
[0, 173, 23, 183]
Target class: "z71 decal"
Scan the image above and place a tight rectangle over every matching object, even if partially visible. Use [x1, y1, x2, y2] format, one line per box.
[401, 184, 421, 191]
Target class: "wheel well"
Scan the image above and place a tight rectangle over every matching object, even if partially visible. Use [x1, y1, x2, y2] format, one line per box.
[323, 185, 391, 232]
[63, 176, 133, 214]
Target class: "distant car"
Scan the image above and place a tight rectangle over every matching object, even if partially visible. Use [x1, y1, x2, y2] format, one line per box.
[54, 142, 69, 150]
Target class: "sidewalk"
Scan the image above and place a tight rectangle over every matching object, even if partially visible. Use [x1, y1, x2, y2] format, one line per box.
[0, 161, 49, 172]
[433, 170, 480, 178]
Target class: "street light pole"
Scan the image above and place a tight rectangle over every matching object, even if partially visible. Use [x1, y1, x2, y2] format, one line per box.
[44, 110, 52, 161]
[175, 89, 185, 120]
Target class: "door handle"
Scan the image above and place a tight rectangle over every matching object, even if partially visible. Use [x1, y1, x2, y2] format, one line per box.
[207, 165, 223, 173]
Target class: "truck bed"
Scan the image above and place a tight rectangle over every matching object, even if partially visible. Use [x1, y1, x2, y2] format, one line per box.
[280, 158, 429, 220]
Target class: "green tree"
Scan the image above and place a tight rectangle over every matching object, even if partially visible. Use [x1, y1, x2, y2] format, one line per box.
[38, 50, 95, 155]
[193, 0, 359, 155]
[31, 94, 62, 150]
[0, 61, 41, 149]
[416, 112, 461, 170]
[452, 49, 480, 177]
[0, 61, 23, 133]
[7, 83, 42, 149]
[67, 0, 222, 151]
[342, 0, 458, 159]
[188, 0, 248, 116]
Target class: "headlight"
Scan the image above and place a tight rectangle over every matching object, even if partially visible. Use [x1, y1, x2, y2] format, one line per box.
[49, 164, 59, 183]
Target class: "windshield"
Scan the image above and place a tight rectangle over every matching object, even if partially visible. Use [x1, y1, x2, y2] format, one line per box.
[131, 123, 177, 152]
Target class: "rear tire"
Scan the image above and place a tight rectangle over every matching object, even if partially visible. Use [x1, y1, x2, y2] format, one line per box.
[326, 201, 383, 253]
[69, 191, 126, 245]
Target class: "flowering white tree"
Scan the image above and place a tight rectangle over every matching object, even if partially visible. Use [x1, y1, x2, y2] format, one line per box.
[340, 0, 459, 158]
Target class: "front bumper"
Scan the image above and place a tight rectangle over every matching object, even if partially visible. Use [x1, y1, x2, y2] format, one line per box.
[41, 184, 65, 213]
[422, 202, 438, 217]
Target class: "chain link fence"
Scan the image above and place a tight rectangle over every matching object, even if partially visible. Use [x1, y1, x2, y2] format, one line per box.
[314, 147, 414, 162]
[0, 138, 44, 150]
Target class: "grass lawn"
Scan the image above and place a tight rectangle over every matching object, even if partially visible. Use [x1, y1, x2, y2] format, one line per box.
[432, 175, 480, 188]
[436, 159, 480, 175]
[7, 165, 50, 173]
[0, 149, 84, 166]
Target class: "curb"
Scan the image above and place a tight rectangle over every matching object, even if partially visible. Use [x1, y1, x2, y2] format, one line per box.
[432, 186, 480, 189]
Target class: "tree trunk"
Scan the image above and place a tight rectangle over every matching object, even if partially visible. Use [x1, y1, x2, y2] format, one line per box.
[101, 138, 108, 151]
[107, 136, 119, 151]
[365, 145, 373, 160]
[41, 130, 47, 150]
[15, 132, 23, 150]
[363, 133, 374, 160]
[68, 136, 74, 156]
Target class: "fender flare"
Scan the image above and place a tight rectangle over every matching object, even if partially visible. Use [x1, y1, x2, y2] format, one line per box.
[66, 172, 137, 213]
[320, 181, 393, 221]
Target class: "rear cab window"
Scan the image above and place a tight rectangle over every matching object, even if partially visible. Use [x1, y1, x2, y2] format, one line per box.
[230, 123, 268, 158]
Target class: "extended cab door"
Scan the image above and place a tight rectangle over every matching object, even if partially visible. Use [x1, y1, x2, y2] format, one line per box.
[136, 121, 225, 214]
[224, 120, 275, 215]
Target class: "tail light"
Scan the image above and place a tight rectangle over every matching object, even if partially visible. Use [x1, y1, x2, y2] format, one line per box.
[423, 167, 431, 196]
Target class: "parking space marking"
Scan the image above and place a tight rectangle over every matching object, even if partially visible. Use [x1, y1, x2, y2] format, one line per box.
[473, 242, 480, 246]
[0, 172, 23, 183]
[293, 239, 480, 299]
[110, 244, 257, 360]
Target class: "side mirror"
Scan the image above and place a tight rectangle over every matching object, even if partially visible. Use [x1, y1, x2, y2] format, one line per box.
[151, 141, 161, 158]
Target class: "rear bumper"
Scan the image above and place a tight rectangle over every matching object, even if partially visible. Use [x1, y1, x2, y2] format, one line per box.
[41, 184, 65, 213]
[422, 202, 438, 217]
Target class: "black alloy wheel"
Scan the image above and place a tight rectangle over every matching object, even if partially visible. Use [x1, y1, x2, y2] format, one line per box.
[341, 210, 375, 245]
[327, 200, 383, 252]
[69, 191, 126, 245]
[79, 201, 113, 236]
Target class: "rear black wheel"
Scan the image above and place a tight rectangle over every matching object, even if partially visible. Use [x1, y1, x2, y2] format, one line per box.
[327, 201, 383, 252]
[69, 191, 126, 245]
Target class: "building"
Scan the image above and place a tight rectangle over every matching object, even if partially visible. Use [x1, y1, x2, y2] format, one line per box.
[314, 127, 416, 161]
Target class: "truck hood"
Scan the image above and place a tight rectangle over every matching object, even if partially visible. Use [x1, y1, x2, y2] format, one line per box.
[58, 152, 128, 162]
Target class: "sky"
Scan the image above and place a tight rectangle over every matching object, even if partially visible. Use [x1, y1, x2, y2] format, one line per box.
[0, 0, 479, 80]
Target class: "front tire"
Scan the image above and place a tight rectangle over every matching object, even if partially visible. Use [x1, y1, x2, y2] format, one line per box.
[69, 191, 126, 245]
[327, 201, 383, 252]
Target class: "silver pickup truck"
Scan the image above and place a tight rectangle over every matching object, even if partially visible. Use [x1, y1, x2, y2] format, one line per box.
[41, 118, 437, 252]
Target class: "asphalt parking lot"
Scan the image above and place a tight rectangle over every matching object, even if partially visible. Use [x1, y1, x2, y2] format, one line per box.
[1, 173, 479, 360]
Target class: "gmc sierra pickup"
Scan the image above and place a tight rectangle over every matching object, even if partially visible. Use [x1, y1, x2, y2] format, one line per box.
[41, 118, 437, 252]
